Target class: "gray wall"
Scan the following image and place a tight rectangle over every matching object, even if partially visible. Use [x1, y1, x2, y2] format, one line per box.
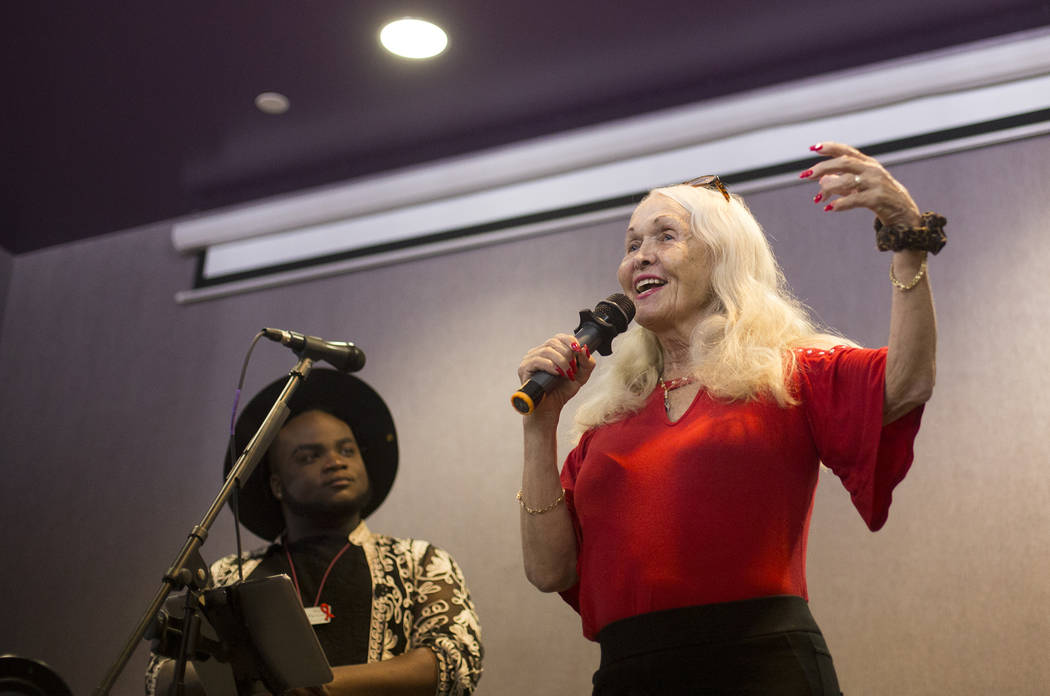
[1, 135, 1048, 696]
[0, 245, 11, 341]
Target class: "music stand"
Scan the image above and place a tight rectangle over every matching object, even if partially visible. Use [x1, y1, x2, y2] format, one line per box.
[153, 575, 332, 696]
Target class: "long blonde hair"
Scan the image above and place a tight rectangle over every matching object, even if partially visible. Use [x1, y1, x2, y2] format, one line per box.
[572, 184, 852, 440]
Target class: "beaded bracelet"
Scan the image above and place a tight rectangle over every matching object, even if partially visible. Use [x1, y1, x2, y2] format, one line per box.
[889, 252, 928, 291]
[517, 488, 566, 515]
[874, 211, 947, 254]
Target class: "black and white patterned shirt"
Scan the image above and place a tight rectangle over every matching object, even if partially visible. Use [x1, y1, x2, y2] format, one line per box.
[146, 521, 483, 695]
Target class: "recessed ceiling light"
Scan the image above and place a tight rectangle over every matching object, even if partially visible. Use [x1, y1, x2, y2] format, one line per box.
[255, 91, 290, 115]
[379, 18, 448, 59]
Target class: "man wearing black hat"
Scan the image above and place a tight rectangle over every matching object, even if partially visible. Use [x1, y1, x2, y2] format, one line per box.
[146, 370, 482, 695]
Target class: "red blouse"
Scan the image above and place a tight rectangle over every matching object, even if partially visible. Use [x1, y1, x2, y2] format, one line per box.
[559, 346, 923, 640]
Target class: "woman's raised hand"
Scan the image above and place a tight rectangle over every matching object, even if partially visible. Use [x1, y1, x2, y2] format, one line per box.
[517, 333, 597, 418]
[801, 142, 922, 228]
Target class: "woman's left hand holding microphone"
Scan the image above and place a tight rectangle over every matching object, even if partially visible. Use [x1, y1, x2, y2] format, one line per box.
[517, 334, 597, 421]
[516, 333, 592, 593]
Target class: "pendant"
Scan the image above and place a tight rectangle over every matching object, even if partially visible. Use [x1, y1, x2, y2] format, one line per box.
[304, 603, 334, 625]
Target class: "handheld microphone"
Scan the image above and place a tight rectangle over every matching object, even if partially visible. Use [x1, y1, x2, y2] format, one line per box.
[511, 293, 635, 414]
[262, 328, 366, 373]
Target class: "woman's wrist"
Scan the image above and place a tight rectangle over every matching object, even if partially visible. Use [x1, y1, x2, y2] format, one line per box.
[523, 409, 560, 431]
[875, 211, 947, 254]
[892, 248, 926, 268]
[890, 250, 929, 291]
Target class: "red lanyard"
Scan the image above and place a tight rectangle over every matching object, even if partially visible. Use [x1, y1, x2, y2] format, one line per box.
[283, 539, 352, 607]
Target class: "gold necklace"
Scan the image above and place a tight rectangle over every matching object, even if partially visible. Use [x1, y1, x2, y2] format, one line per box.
[659, 375, 697, 415]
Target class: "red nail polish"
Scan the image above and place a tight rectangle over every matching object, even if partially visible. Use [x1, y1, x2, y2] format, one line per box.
[823, 203, 834, 212]
[571, 342, 580, 351]
[813, 193, 823, 204]
[584, 345, 591, 358]
[809, 143, 823, 151]
[799, 169, 813, 179]
[556, 367, 566, 377]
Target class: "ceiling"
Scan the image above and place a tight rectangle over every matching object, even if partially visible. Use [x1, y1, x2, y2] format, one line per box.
[5, 1, 1049, 255]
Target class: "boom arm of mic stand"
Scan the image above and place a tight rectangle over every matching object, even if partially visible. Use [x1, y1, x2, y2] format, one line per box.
[92, 357, 317, 696]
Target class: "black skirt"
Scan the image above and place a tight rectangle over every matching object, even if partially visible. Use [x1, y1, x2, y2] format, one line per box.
[592, 596, 842, 696]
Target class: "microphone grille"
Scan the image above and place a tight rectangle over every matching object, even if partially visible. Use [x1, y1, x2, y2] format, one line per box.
[595, 293, 636, 333]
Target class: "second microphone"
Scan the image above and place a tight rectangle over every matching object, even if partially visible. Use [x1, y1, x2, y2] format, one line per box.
[262, 328, 366, 373]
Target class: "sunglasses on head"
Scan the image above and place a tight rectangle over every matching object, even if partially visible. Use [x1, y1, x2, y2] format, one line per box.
[682, 174, 730, 202]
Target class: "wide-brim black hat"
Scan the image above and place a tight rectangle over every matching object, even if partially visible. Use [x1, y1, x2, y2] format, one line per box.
[224, 369, 398, 541]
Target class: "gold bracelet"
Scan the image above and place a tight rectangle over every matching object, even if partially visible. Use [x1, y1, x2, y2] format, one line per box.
[889, 253, 928, 291]
[517, 488, 566, 515]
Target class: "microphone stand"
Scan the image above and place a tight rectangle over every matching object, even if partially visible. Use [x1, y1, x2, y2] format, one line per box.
[93, 357, 316, 696]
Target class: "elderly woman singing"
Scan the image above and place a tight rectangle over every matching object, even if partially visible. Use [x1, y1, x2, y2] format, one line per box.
[515, 142, 943, 695]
